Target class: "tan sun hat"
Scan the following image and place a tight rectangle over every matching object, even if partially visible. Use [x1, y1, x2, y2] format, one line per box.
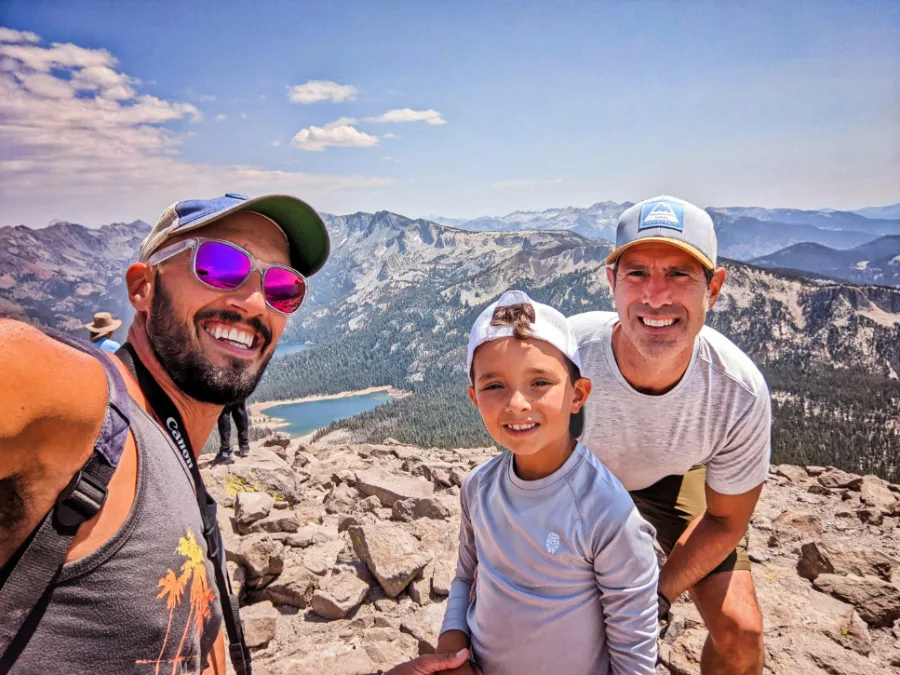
[84, 311, 122, 336]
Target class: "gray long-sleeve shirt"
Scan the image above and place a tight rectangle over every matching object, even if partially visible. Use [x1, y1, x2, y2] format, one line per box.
[440, 442, 659, 675]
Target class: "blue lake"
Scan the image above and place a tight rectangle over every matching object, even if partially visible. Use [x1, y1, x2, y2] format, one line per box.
[260, 391, 393, 437]
[273, 343, 311, 358]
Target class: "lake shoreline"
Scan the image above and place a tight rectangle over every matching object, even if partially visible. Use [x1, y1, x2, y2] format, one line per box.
[250, 386, 410, 438]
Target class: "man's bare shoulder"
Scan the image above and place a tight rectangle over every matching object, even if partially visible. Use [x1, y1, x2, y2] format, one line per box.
[0, 319, 108, 441]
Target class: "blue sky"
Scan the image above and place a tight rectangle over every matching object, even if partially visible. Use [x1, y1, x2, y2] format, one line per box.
[1, 0, 898, 227]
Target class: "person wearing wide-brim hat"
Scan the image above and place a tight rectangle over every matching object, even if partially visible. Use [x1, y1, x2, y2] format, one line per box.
[84, 311, 123, 353]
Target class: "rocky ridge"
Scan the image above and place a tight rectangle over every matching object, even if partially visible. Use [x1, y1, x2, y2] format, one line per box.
[200, 437, 900, 675]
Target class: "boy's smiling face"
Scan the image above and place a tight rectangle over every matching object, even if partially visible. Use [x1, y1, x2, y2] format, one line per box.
[468, 337, 591, 463]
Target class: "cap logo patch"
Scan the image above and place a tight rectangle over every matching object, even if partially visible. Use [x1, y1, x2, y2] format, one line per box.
[639, 200, 684, 232]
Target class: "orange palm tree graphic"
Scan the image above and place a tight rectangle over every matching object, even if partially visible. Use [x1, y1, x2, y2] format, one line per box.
[138, 530, 215, 674]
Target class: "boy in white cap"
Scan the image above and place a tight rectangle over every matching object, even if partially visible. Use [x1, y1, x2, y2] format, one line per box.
[435, 290, 659, 675]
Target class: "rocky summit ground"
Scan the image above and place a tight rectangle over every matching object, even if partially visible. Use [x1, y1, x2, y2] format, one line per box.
[200, 436, 900, 675]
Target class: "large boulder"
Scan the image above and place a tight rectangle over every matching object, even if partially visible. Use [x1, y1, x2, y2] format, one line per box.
[234, 491, 274, 526]
[768, 509, 823, 547]
[773, 464, 809, 483]
[259, 556, 320, 608]
[303, 539, 347, 576]
[813, 574, 900, 627]
[228, 535, 284, 586]
[244, 510, 301, 535]
[310, 571, 371, 620]
[241, 600, 279, 648]
[355, 470, 434, 507]
[349, 523, 433, 597]
[399, 604, 446, 655]
[797, 542, 895, 582]
[817, 468, 863, 490]
[859, 475, 900, 515]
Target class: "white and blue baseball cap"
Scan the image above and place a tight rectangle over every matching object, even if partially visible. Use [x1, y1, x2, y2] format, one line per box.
[605, 195, 717, 270]
[466, 290, 582, 382]
[139, 193, 330, 277]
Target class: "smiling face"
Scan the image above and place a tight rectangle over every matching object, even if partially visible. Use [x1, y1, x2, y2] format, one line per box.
[143, 211, 291, 404]
[468, 337, 590, 461]
[608, 241, 725, 361]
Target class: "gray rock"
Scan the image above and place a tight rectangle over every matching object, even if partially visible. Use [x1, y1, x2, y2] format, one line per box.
[858, 508, 885, 526]
[408, 561, 435, 606]
[265, 649, 375, 675]
[303, 538, 347, 576]
[399, 604, 446, 655]
[768, 509, 823, 547]
[310, 571, 371, 620]
[817, 468, 863, 490]
[228, 462, 302, 504]
[773, 464, 809, 483]
[355, 470, 434, 507]
[324, 483, 361, 515]
[813, 574, 900, 626]
[797, 541, 895, 582]
[241, 600, 279, 648]
[431, 558, 456, 596]
[284, 524, 337, 548]
[229, 535, 285, 583]
[258, 559, 319, 608]
[263, 432, 291, 448]
[860, 475, 900, 514]
[349, 523, 433, 597]
[244, 510, 301, 535]
[234, 491, 274, 526]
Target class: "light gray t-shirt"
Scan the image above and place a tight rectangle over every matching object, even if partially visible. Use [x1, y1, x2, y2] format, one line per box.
[440, 442, 659, 675]
[569, 311, 771, 494]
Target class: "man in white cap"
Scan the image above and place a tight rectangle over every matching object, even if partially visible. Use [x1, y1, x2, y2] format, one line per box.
[570, 196, 771, 674]
[0, 193, 329, 674]
[84, 311, 123, 353]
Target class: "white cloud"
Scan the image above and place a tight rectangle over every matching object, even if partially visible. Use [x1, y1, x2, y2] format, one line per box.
[215, 114, 227, 121]
[365, 108, 446, 125]
[286, 80, 358, 104]
[382, 132, 396, 139]
[270, 139, 283, 147]
[0, 32, 393, 227]
[291, 122, 379, 151]
[383, 156, 400, 163]
[0, 27, 41, 44]
[491, 178, 564, 188]
[240, 112, 248, 119]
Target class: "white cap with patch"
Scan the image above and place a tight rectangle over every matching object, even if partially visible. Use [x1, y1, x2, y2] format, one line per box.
[466, 289, 582, 382]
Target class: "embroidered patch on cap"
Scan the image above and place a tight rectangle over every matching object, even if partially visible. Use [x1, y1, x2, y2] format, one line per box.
[639, 200, 684, 232]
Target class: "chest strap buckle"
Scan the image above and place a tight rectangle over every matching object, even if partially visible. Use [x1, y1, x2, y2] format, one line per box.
[55, 469, 109, 529]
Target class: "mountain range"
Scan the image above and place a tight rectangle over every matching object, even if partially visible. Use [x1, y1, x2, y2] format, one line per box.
[439, 202, 900, 261]
[751, 236, 900, 287]
[1, 206, 898, 479]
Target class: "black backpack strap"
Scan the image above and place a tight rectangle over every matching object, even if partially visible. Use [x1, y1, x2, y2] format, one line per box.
[0, 342, 129, 664]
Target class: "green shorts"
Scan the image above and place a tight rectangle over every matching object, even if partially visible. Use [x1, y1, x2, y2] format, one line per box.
[628, 465, 751, 576]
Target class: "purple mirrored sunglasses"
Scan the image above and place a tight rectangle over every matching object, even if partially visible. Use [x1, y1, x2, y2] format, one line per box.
[146, 237, 307, 314]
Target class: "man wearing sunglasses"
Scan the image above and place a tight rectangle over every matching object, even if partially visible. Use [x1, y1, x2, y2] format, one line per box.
[0, 193, 327, 674]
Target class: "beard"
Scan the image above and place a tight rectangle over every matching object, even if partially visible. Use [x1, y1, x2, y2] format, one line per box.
[146, 274, 274, 405]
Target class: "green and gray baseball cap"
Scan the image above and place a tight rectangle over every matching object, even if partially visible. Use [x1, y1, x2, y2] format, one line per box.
[139, 193, 330, 276]
[605, 195, 717, 270]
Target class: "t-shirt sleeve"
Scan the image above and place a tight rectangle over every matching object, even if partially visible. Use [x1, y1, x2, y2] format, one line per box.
[440, 478, 477, 637]
[706, 382, 772, 495]
[592, 491, 659, 675]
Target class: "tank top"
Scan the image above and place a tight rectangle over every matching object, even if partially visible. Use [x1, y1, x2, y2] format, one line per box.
[4, 335, 223, 674]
